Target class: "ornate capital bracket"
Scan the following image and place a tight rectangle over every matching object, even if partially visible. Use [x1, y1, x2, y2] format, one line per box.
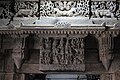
[11, 34, 28, 69]
[97, 33, 115, 71]
[12, 49, 24, 69]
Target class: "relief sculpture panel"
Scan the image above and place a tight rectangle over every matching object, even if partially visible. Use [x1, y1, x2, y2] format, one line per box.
[39, 37, 85, 71]
[0, 0, 120, 19]
[40, 0, 89, 17]
[91, 1, 117, 18]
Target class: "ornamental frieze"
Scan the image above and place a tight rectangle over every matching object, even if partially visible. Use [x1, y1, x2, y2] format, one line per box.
[40, 0, 89, 17]
[0, 0, 120, 19]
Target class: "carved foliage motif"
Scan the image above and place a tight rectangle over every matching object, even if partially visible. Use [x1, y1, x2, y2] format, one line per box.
[14, 1, 38, 17]
[116, 2, 120, 18]
[39, 37, 84, 65]
[0, 1, 13, 19]
[76, 0, 89, 17]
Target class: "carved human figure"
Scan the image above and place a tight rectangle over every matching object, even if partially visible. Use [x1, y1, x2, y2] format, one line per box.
[52, 38, 60, 64]
[40, 38, 52, 64]
[71, 38, 84, 64]
[65, 38, 74, 64]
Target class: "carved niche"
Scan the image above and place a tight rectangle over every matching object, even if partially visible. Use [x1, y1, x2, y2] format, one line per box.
[38, 36, 85, 71]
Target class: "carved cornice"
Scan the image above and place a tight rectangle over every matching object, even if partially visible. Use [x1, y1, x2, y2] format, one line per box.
[0, 28, 119, 35]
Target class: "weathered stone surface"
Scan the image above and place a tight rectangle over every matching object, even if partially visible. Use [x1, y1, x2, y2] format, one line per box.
[0, 0, 120, 80]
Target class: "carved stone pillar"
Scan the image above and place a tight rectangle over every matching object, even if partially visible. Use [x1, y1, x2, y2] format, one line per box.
[11, 34, 28, 69]
[97, 33, 115, 71]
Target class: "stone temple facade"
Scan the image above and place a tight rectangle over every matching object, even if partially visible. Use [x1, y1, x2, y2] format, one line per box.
[0, 0, 120, 80]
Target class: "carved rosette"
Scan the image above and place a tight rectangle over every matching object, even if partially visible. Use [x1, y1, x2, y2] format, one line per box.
[38, 34, 86, 71]
[11, 34, 28, 69]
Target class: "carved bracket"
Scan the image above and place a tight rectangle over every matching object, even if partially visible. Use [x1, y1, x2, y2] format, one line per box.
[11, 34, 28, 69]
[98, 33, 115, 70]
